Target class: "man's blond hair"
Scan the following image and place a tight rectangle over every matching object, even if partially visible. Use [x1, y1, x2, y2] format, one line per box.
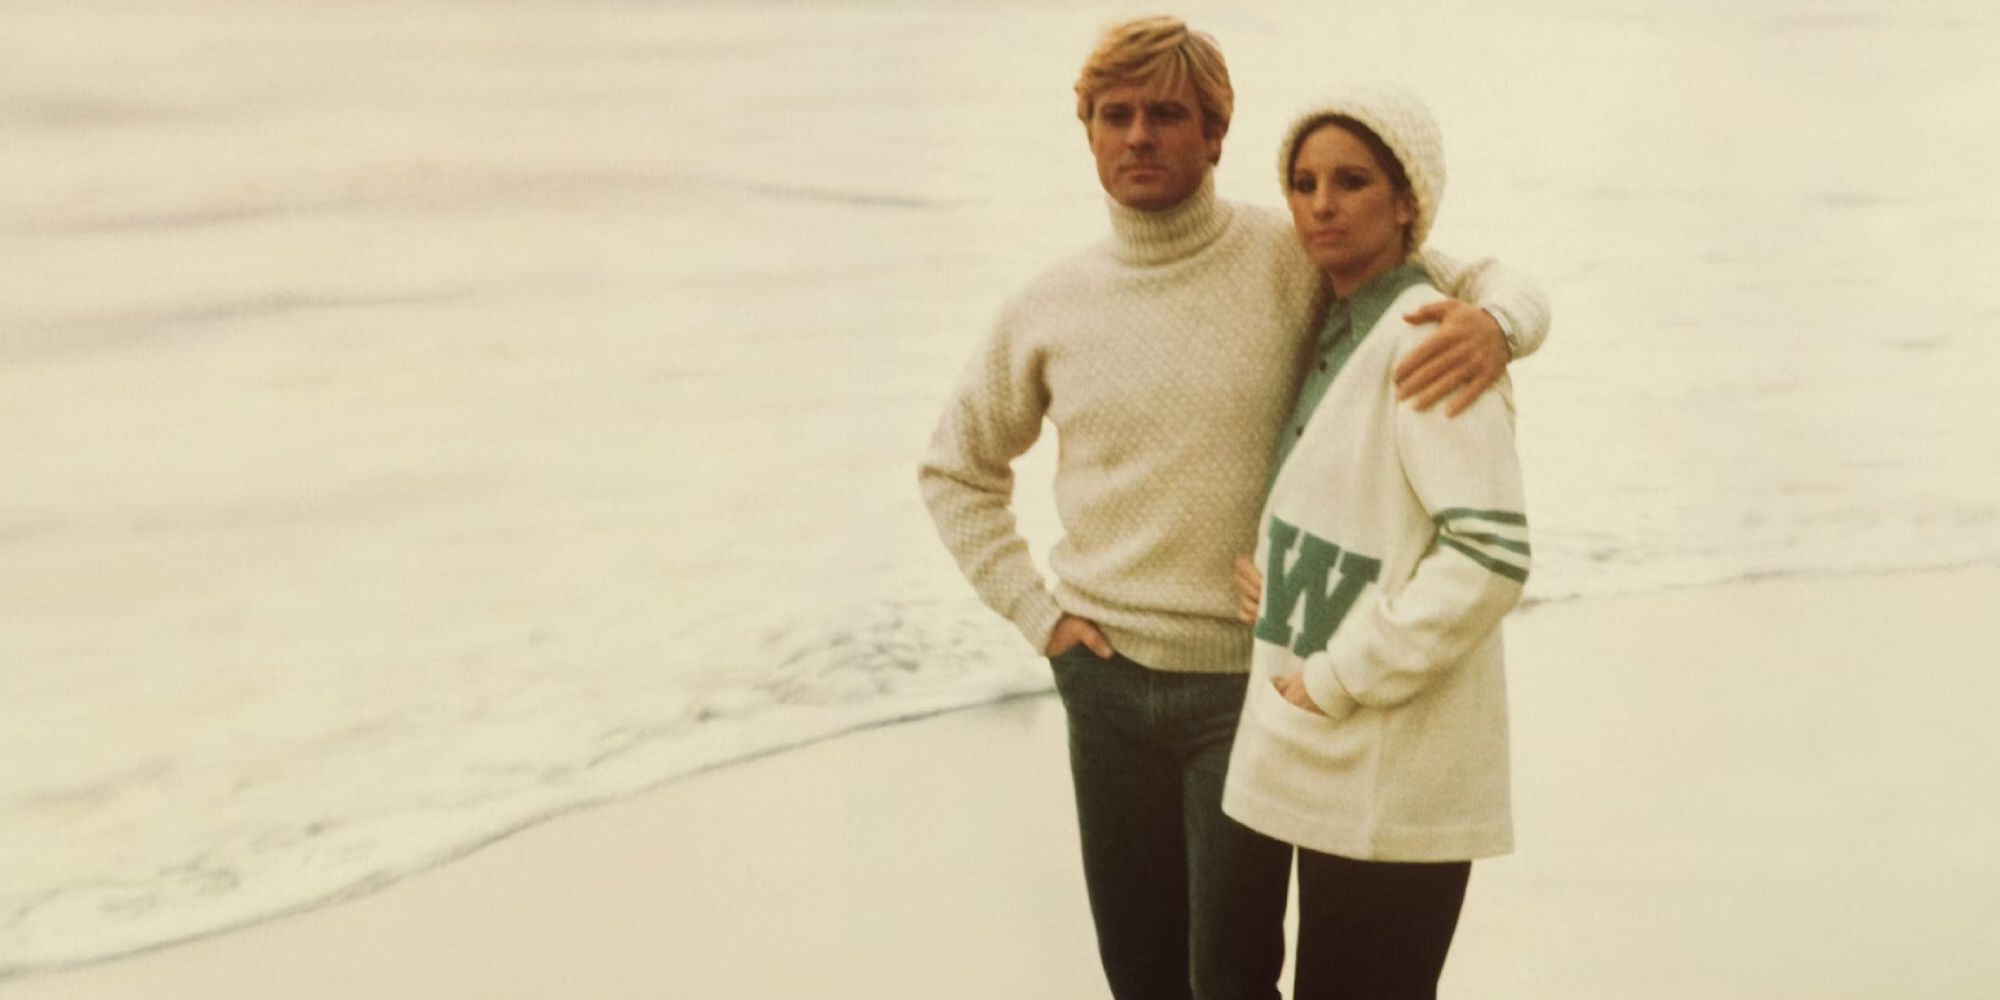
[1073, 16, 1234, 139]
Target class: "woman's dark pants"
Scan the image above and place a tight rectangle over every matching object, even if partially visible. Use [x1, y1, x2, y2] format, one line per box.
[1292, 850, 1470, 1000]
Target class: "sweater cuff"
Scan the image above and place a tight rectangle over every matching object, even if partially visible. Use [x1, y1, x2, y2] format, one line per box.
[1485, 306, 1522, 358]
[1302, 656, 1362, 721]
[1012, 591, 1068, 656]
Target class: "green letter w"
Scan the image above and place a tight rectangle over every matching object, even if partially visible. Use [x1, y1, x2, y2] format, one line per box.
[1253, 517, 1382, 657]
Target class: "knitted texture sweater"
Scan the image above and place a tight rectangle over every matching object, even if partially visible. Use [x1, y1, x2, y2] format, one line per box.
[1222, 268, 1527, 861]
[918, 174, 1548, 672]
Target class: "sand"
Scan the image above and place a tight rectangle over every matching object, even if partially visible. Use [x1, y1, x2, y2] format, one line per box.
[5, 567, 1997, 999]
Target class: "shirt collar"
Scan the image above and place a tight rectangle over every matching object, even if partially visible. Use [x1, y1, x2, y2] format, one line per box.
[1324, 261, 1430, 344]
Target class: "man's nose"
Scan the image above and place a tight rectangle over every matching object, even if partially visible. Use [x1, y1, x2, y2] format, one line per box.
[1125, 115, 1156, 147]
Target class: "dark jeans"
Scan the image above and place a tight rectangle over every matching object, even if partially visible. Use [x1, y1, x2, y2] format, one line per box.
[1049, 649, 1292, 1000]
[1293, 850, 1471, 1000]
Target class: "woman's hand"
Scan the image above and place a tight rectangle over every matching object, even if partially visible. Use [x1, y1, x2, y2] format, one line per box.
[1233, 555, 1264, 625]
[1273, 673, 1328, 716]
[1243, 561, 1329, 716]
[1395, 300, 1509, 416]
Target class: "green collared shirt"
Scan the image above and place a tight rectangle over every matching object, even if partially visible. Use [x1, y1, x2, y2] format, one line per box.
[1268, 262, 1432, 483]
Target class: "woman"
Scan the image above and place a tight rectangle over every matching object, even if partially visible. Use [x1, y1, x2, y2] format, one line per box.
[1222, 83, 1530, 999]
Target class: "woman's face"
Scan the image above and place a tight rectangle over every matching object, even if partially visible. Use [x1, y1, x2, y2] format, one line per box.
[1286, 123, 1414, 291]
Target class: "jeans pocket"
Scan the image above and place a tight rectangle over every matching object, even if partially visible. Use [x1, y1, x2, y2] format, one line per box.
[1047, 646, 1087, 692]
[1048, 648, 1128, 711]
[1047, 642, 1111, 670]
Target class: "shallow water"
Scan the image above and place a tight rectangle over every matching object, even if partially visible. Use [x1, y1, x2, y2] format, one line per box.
[2, 0, 1997, 974]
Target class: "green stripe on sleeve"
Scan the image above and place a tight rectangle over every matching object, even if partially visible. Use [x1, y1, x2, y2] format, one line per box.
[1455, 531, 1532, 556]
[1433, 507, 1528, 527]
[1438, 537, 1531, 584]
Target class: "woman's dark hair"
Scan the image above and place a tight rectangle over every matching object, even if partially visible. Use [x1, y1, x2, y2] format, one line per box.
[1287, 114, 1415, 251]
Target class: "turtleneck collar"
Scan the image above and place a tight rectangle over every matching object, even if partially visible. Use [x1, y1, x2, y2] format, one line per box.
[1105, 173, 1233, 267]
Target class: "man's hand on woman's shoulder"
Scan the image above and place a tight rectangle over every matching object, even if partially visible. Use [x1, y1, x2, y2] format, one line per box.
[1394, 300, 1510, 416]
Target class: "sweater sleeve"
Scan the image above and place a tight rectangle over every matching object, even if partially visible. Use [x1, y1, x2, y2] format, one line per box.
[1301, 326, 1531, 716]
[1413, 246, 1554, 358]
[916, 305, 1067, 654]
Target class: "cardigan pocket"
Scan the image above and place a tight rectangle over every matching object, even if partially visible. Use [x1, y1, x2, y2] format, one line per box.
[1247, 674, 1373, 765]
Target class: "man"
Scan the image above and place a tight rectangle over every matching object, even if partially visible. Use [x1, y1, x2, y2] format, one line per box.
[918, 16, 1550, 1000]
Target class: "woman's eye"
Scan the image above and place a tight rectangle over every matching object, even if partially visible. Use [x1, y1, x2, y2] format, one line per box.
[1292, 178, 1316, 195]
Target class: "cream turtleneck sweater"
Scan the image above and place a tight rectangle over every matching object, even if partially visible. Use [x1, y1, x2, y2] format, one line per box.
[919, 175, 1548, 671]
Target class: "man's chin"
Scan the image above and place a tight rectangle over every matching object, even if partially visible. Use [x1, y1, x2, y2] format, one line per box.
[1111, 182, 1188, 212]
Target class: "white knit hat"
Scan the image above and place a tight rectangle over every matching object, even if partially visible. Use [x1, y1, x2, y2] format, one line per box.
[1276, 81, 1446, 253]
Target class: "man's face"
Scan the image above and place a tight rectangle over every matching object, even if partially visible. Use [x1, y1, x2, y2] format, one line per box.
[1085, 78, 1222, 211]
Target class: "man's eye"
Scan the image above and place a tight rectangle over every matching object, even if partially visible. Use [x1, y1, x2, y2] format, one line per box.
[1152, 106, 1189, 122]
[1101, 110, 1133, 126]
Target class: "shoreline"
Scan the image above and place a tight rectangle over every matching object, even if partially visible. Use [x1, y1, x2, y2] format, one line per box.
[6, 565, 1998, 998]
[12, 561, 1958, 980]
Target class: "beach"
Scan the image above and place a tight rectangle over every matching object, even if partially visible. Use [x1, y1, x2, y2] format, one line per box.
[6, 0, 2000, 988]
[8, 567, 1996, 999]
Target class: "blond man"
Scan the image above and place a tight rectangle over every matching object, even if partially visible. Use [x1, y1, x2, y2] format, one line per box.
[919, 17, 1550, 1000]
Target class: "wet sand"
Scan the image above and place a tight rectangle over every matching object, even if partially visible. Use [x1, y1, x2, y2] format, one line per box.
[6, 567, 1997, 999]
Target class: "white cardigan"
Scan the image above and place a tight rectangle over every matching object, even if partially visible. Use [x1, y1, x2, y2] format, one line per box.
[1222, 278, 1529, 862]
